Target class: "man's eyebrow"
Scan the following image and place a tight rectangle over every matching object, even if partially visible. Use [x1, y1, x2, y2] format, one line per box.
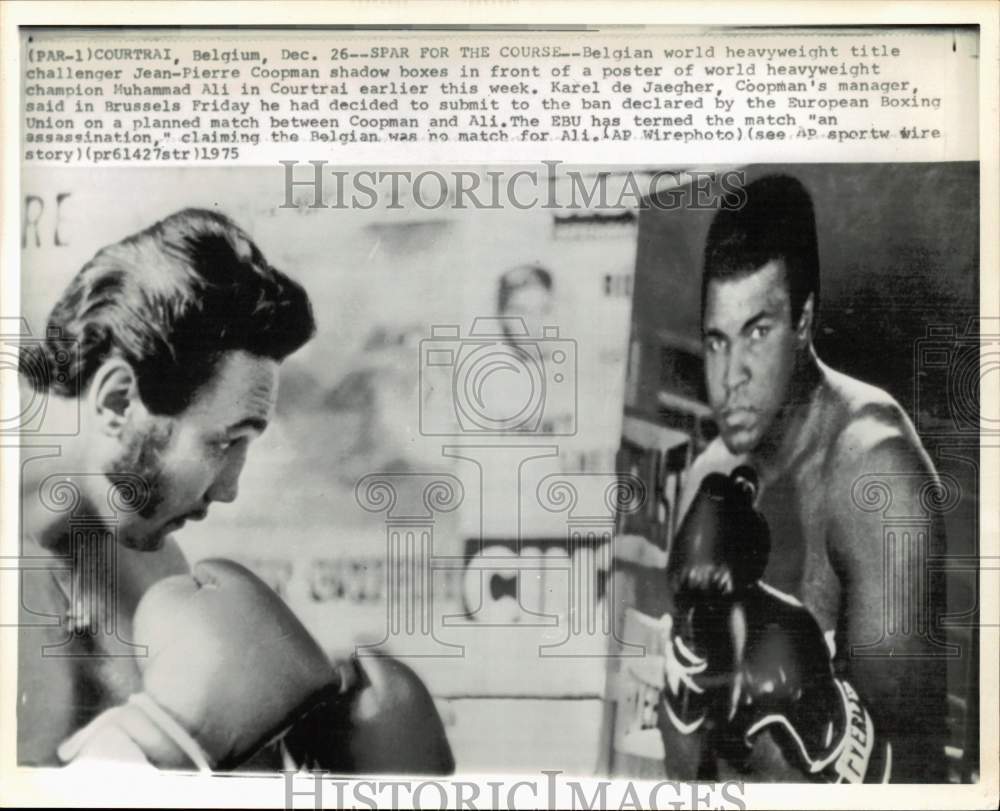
[740, 309, 773, 333]
[226, 417, 269, 435]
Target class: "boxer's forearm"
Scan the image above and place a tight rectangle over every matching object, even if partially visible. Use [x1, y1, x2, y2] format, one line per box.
[840, 571, 950, 780]
[847, 652, 949, 782]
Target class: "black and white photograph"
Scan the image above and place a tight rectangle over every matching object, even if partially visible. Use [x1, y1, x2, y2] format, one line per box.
[1, 7, 996, 811]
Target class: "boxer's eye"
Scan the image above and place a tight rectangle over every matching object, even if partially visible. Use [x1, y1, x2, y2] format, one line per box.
[749, 324, 770, 342]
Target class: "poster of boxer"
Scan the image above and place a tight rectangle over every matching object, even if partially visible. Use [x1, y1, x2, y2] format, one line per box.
[1, 3, 997, 810]
[607, 163, 982, 785]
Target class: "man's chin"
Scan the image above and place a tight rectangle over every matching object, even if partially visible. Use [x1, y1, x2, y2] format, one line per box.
[720, 427, 760, 456]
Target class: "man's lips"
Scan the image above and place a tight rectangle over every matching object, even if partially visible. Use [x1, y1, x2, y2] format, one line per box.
[165, 511, 208, 531]
[721, 407, 756, 426]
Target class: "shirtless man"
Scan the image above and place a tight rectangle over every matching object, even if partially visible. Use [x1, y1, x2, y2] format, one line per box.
[658, 174, 948, 782]
[16, 208, 316, 765]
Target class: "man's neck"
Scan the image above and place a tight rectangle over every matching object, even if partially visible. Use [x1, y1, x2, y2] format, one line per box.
[749, 348, 827, 485]
[22, 465, 76, 556]
[20, 438, 90, 557]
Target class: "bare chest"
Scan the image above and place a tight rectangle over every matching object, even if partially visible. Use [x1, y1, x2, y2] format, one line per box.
[757, 465, 842, 634]
[51, 563, 147, 710]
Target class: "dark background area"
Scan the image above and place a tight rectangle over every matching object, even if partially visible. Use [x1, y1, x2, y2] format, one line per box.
[629, 162, 981, 778]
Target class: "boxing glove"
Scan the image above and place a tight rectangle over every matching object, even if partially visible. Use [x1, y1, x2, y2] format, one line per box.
[658, 467, 769, 736]
[724, 583, 892, 783]
[58, 559, 343, 771]
[283, 654, 455, 775]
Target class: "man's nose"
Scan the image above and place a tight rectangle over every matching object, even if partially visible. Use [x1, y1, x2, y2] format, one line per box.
[724, 343, 750, 393]
[206, 452, 246, 504]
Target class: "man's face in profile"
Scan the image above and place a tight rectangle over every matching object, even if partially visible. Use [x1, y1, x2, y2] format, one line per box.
[108, 350, 278, 550]
[702, 260, 801, 455]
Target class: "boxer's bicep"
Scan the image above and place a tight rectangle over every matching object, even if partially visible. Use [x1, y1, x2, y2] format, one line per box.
[830, 496, 893, 699]
[833, 499, 883, 649]
[839, 436, 946, 655]
[831, 436, 948, 781]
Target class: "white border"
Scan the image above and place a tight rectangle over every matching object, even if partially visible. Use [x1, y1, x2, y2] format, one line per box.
[1, 2, 997, 808]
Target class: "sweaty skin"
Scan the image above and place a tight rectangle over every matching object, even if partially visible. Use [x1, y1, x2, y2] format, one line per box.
[665, 267, 949, 782]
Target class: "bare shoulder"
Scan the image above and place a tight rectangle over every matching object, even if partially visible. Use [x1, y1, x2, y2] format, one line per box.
[821, 367, 939, 572]
[823, 366, 931, 478]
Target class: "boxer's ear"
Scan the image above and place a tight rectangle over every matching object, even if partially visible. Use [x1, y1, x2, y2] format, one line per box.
[795, 294, 815, 345]
[89, 359, 140, 437]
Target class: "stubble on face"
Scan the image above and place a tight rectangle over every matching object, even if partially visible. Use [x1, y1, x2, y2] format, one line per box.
[106, 418, 174, 549]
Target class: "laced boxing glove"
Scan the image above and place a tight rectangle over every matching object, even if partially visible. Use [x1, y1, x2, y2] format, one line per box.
[658, 467, 769, 737]
[659, 469, 891, 782]
[58, 559, 343, 770]
[723, 583, 893, 783]
[283, 654, 455, 775]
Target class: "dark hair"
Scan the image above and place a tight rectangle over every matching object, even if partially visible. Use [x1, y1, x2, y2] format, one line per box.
[21, 208, 316, 415]
[702, 174, 819, 326]
[497, 263, 554, 313]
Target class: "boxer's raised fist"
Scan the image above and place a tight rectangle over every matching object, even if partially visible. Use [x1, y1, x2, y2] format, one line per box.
[666, 466, 769, 604]
[724, 585, 892, 783]
[59, 559, 340, 770]
[659, 467, 769, 735]
[284, 654, 455, 775]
